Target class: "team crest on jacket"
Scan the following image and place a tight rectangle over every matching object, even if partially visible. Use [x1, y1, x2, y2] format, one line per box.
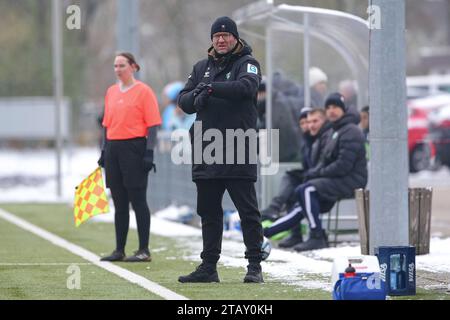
[226, 72, 231, 80]
[247, 63, 258, 74]
[332, 132, 339, 139]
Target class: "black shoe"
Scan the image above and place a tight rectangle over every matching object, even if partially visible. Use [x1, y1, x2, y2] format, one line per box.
[124, 249, 152, 262]
[178, 263, 220, 283]
[278, 232, 303, 248]
[261, 205, 281, 222]
[243, 263, 264, 283]
[100, 250, 125, 261]
[294, 229, 328, 252]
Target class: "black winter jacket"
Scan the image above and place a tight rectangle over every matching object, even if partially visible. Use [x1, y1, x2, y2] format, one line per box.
[178, 40, 261, 181]
[301, 132, 314, 170]
[309, 120, 333, 167]
[307, 113, 368, 202]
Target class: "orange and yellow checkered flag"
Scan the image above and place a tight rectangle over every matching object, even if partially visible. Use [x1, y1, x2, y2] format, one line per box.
[74, 167, 110, 227]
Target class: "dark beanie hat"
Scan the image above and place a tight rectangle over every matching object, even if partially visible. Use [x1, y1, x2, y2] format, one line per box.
[211, 16, 239, 40]
[325, 92, 347, 112]
[299, 106, 312, 120]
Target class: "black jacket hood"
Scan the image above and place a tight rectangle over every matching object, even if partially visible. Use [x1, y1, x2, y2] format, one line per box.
[332, 112, 360, 130]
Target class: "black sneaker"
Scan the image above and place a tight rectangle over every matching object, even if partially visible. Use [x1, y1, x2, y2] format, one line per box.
[243, 263, 264, 283]
[294, 229, 328, 252]
[124, 249, 152, 262]
[100, 250, 125, 262]
[178, 263, 220, 283]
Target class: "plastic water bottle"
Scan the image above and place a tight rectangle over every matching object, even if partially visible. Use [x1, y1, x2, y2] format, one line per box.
[397, 254, 406, 289]
[390, 254, 400, 290]
[344, 263, 356, 278]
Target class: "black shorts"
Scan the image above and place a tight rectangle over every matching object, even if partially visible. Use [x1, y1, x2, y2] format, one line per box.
[104, 137, 148, 188]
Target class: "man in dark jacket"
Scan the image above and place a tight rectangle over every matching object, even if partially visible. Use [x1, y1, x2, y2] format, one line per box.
[263, 108, 333, 247]
[261, 106, 313, 222]
[177, 17, 264, 283]
[264, 93, 367, 251]
[280, 108, 333, 248]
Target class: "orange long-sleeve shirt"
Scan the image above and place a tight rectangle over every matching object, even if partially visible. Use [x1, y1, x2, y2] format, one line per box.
[103, 81, 161, 140]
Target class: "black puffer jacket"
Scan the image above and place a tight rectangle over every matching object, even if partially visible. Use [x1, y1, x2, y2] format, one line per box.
[309, 120, 333, 167]
[178, 40, 261, 181]
[301, 132, 314, 170]
[306, 113, 368, 202]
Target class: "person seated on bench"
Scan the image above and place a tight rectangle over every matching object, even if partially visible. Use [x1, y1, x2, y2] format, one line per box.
[264, 93, 368, 251]
[260, 106, 314, 222]
[276, 108, 333, 248]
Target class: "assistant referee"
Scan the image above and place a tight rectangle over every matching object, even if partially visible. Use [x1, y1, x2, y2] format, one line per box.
[98, 52, 161, 262]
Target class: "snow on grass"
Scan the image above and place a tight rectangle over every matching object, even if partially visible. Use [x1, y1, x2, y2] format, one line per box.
[92, 207, 334, 290]
[147, 205, 450, 291]
[416, 237, 450, 273]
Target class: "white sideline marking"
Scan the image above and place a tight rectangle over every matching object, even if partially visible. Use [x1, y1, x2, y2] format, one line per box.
[0, 208, 188, 300]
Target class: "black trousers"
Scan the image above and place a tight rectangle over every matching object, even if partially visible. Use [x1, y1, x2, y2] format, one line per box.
[109, 185, 150, 251]
[104, 138, 151, 252]
[269, 170, 304, 211]
[267, 170, 304, 237]
[195, 179, 263, 265]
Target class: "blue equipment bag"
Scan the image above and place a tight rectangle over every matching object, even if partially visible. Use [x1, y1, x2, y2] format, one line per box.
[333, 274, 386, 300]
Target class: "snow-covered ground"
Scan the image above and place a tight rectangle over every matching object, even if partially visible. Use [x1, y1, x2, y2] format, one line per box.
[94, 207, 450, 291]
[0, 148, 99, 202]
[94, 210, 335, 291]
[1, 147, 450, 290]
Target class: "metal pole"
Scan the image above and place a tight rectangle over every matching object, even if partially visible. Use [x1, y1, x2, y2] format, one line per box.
[303, 13, 310, 109]
[262, 23, 274, 208]
[369, 0, 409, 253]
[52, 0, 63, 198]
[116, 0, 140, 57]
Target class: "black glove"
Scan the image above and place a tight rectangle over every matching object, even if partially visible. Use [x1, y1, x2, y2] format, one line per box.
[143, 149, 156, 173]
[97, 150, 105, 168]
[193, 82, 208, 97]
[193, 84, 212, 112]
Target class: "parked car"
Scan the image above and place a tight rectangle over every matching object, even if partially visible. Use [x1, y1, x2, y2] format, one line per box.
[407, 93, 450, 171]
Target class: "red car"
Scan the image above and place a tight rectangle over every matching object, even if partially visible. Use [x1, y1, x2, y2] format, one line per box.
[407, 94, 450, 172]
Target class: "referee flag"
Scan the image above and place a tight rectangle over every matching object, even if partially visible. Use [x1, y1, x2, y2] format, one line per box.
[73, 167, 109, 227]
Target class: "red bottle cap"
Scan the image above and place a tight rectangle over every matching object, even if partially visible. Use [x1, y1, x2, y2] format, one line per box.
[344, 263, 356, 278]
